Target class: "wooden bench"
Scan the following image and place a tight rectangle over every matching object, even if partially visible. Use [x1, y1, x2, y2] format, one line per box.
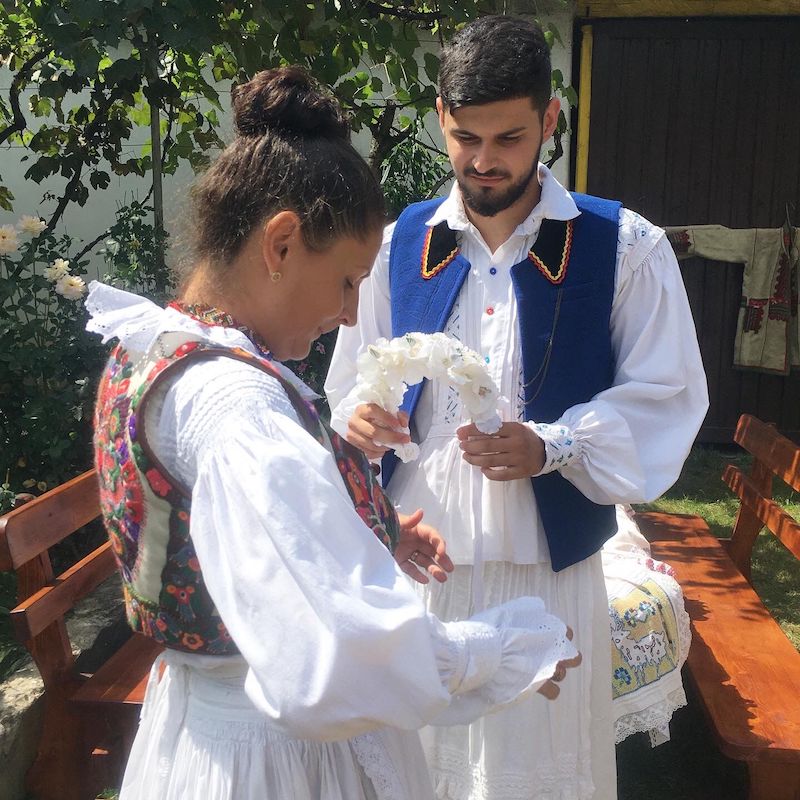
[0, 469, 162, 800]
[635, 414, 800, 800]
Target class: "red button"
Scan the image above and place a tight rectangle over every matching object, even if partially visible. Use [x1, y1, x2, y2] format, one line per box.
[486, 306, 494, 315]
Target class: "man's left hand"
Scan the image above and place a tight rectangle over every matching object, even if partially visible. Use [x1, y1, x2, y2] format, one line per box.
[457, 422, 546, 481]
[395, 509, 455, 584]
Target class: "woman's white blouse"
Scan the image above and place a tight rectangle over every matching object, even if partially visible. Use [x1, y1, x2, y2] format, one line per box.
[85, 282, 575, 743]
[325, 166, 709, 564]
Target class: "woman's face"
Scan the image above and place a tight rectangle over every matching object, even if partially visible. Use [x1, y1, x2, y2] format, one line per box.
[261, 222, 382, 361]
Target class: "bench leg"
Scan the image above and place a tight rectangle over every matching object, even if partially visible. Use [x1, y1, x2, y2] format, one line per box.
[79, 705, 139, 798]
[748, 762, 800, 800]
[26, 684, 83, 800]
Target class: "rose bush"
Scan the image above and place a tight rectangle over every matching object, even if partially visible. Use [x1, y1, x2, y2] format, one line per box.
[0, 203, 171, 514]
[0, 215, 104, 513]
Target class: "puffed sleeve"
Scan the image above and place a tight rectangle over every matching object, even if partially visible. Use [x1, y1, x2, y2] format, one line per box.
[163, 360, 575, 741]
[530, 211, 709, 503]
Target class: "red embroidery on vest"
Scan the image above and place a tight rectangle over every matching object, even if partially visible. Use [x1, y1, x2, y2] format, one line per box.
[421, 226, 459, 280]
[528, 219, 574, 285]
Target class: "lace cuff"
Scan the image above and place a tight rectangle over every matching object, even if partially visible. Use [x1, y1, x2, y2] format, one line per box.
[527, 421, 580, 475]
[429, 597, 578, 727]
[440, 620, 502, 696]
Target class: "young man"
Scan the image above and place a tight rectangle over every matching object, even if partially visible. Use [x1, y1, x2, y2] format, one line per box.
[325, 15, 708, 799]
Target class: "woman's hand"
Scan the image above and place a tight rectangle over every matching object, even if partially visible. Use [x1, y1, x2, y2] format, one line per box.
[537, 627, 582, 700]
[395, 508, 454, 584]
[346, 403, 410, 459]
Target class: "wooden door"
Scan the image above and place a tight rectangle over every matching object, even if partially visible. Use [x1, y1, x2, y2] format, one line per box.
[580, 17, 800, 442]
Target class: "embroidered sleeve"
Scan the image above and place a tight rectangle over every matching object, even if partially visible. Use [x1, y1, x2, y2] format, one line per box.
[526, 421, 581, 475]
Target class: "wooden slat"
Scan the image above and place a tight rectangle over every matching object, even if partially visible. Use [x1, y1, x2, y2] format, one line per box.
[735, 414, 800, 493]
[10, 542, 116, 641]
[581, 0, 800, 17]
[0, 470, 100, 570]
[72, 634, 163, 707]
[18, 552, 75, 688]
[723, 465, 800, 562]
[637, 511, 800, 763]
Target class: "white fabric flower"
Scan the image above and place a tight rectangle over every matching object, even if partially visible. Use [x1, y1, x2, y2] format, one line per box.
[43, 258, 70, 282]
[17, 215, 46, 235]
[355, 332, 502, 461]
[0, 224, 19, 254]
[54, 273, 86, 300]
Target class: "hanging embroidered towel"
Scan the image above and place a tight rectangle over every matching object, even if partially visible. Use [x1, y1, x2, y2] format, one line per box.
[666, 224, 799, 375]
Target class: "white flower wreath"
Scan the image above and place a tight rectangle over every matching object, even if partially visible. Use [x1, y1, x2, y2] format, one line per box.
[354, 332, 502, 462]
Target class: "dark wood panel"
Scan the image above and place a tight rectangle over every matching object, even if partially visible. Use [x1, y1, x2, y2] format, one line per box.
[583, 16, 800, 442]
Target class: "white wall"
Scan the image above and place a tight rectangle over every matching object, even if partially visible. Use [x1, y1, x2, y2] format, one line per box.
[0, 4, 576, 275]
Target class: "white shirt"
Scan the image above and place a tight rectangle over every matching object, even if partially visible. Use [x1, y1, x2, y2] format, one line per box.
[325, 165, 709, 564]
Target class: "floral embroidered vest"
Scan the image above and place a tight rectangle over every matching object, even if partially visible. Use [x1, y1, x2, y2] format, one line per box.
[94, 331, 400, 655]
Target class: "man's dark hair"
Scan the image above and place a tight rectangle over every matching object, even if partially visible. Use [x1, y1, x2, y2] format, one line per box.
[438, 15, 552, 114]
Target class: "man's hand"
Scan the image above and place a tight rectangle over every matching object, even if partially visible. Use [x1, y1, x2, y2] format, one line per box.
[457, 422, 546, 481]
[395, 508, 454, 584]
[537, 627, 582, 700]
[346, 403, 411, 459]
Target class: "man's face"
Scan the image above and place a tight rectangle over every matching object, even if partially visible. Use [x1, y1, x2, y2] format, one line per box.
[437, 95, 559, 218]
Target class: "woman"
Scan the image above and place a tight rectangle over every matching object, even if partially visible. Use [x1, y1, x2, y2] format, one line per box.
[88, 66, 578, 800]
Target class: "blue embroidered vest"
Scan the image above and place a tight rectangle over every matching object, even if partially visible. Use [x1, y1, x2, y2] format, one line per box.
[94, 335, 400, 654]
[383, 193, 620, 571]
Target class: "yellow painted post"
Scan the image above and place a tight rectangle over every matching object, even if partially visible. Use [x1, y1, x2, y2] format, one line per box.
[575, 24, 593, 194]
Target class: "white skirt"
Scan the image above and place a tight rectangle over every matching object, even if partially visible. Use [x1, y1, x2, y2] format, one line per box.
[120, 651, 435, 800]
[417, 554, 617, 800]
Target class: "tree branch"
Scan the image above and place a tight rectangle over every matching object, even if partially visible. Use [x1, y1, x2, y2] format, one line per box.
[368, 104, 397, 172]
[363, 1, 444, 23]
[424, 168, 454, 200]
[45, 91, 117, 233]
[0, 48, 51, 147]
[392, 129, 447, 158]
[72, 93, 174, 264]
[71, 179, 155, 264]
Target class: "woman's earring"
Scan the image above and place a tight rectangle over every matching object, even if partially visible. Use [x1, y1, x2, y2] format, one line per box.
[271, 271, 282, 282]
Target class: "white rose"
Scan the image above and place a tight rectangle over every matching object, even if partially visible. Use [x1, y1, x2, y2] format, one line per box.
[354, 332, 501, 463]
[17, 215, 46, 235]
[0, 224, 19, 254]
[54, 273, 86, 300]
[43, 258, 70, 282]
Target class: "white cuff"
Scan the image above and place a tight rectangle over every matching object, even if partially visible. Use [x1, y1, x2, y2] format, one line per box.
[528, 421, 581, 475]
[440, 620, 503, 696]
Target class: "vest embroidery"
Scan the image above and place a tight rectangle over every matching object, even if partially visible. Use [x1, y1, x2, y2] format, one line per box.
[527, 218, 574, 285]
[421, 223, 459, 280]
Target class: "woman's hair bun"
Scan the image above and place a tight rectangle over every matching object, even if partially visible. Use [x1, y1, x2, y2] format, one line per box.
[231, 66, 349, 140]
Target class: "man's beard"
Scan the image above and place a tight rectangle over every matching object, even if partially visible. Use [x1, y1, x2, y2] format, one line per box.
[457, 146, 542, 218]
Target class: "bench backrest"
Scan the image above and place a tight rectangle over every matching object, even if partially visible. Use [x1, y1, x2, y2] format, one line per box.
[723, 414, 800, 580]
[0, 469, 115, 688]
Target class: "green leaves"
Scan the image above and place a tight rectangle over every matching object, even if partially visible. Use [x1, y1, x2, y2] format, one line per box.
[0, 187, 15, 212]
